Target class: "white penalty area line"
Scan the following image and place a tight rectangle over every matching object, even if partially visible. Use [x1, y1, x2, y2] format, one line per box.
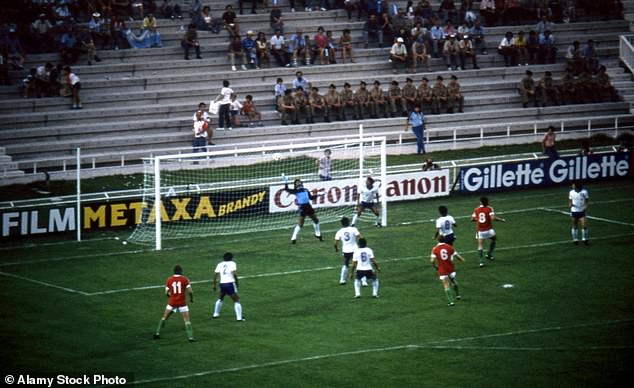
[542, 207, 634, 227]
[0, 270, 89, 296]
[133, 318, 634, 385]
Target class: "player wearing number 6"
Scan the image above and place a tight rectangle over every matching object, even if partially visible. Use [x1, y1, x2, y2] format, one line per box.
[350, 238, 381, 298]
[471, 196, 506, 267]
[212, 252, 245, 321]
[154, 264, 195, 342]
[430, 236, 465, 306]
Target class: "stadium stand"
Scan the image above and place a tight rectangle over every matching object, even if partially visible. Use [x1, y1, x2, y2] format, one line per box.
[1, 1, 634, 182]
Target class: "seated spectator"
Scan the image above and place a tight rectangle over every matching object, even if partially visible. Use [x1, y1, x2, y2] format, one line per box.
[581, 39, 599, 74]
[5, 27, 25, 69]
[270, 5, 284, 34]
[422, 158, 440, 171]
[112, 0, 132, 20]
[161, 0, 182, 19]
[518, 70, 538, 108]
[309, 86, 328, 123]
[443, 34, 460, 70]
[239, 31, 256, 68]
[314, 27, 329, 65]
[339, 82, 356, 120]
[79, 27, 101, 66]
[59, 26, 80, 65]
[387, 80, 407, 117]
[199, 6, 220, 33]
[325, 30, 337, 64]
[31, 13, 54, 53]
[462, 1, 477, 27]
[411, 35, 431, 72]
[274, 77, 286, 113]
[429, 18, 445, 58]
[292, 71, 311, 94]
[538, 29, 556, 64]
[578, 140, 593, 156]
[345, 0, 364, 21]
[535, 14, 554, 35]
[294, 86, 310, 124]
[230, 93, 243, 127]
[459, 33, 478, 69]
[364, 13, 384, 48]
[89, 12, 111, 49]
[239, 0, 257, 15]
[222, 5, 240, 38]
[595, 65, 619, 102]
[558, 67, 579, 104]
[256, 32, 271, 68]
[402, 77, 418, 112]
[577, 69, 597, 103]
[415, 0, 434, 21]
[479, 0, 496, 27]
[325, 84, 343, 121]
[563, 0, 577, 22]
[380, 12, 395, 44]
[189, 0, 203, 24]
[410, 20, 427, 43]
[182, 24, 202, 60]
[339, 28, 355, 64]
[389, 37, 408, 74]
[446, 74, 464, 113]
[431, 75, 448, 114]
[498, 31, 518, 67]
[504, 0, 522, 25]
[526, 30, 540, 65]
[270, 29, 289, 67]
[566, 40, 583, 75]
[34, 62, 54, 97]
[470, 19, 488, 55]
[354, 81, 371, 120]
[287, 29, 309, 67]
[537, 71, 559, 106]
[439, 0, 459, 24]
[228, 35, 248, 71]
[417, 77, 433, 114]
[110, 15, 128, 49]
[370, 80, 388, 118]
[443, 20, 457, 37]
[241, 95, 263, 127]
[140, 13, 163, 47]
[515, 31, 528, 66]
[392, 8, 413, 34]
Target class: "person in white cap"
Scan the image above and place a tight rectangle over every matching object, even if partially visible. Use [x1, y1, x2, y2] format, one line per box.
[389, 37, 408, 74]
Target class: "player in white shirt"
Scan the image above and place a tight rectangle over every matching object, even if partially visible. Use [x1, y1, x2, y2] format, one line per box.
[212, 252, 245, 321]
[351, 176, 381, 227]
[334, 217, 362, 285]
[568, 182, 589, 245]
[350, 238, 381, 298]
[434, 205, 457, 245]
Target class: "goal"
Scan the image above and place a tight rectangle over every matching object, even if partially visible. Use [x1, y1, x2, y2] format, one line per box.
[128, 137, 387, 250]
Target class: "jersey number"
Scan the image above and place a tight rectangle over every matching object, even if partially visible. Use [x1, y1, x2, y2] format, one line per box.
[478, 213, 487, 224]
[343, 232, 351, 241]
[171, 281, 182, 295]
[444, 220, 451, 230]
[360, 252, 369, 263]
[439, 249, 450, 261]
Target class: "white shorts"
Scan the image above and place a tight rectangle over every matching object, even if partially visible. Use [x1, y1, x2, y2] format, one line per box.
[476, 229, 496, 240]
[166, 305, 189, 313]
[439, 272, 456, 281]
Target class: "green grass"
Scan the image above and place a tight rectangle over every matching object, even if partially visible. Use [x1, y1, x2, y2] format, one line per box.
[1, 180, 633, 387]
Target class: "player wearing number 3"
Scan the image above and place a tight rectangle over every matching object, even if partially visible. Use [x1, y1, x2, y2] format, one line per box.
[334, 216, 362, 285]
[430, 236, 465, 306]
[212, 252, 245, 321]
[154, 264, 195, 342]
[471, 196, 506, 267]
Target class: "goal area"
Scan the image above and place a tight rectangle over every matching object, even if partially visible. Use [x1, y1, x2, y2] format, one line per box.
[128, 137, 387, 250]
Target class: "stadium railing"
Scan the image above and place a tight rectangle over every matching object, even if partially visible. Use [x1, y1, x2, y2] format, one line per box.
[619, 34, 634, 74]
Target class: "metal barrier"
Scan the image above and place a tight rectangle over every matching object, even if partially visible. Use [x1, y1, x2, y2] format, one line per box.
[619, 34, 634, 74]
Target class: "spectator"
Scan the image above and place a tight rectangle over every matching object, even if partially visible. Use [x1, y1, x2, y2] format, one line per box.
[479, 0, 496, 26]
[270, 29, 289, 67]
[431, 75, 448, 114]
[363, 13, 384, 48]
[292, 71, 311, 93]
[504, 0, 522, 25]
[439, 0, 458, 24]
[239, 0, 257, 15]
[228, 35, 248, 71]
[595, 65, 618, 102]
[141, 13, 163, 47]
[429, 18, 445, 58]
[229, 93, 243, 127]
[563, 0, 577, 22]
[566, 40, 583, 75]
[182, 24, 202, 60]
[581, 39, 599, 74]
[287, 28, 309, 67]
[241, 95, 263, 127]
[370, 80, 388, 118]
[112, 0, 132, 20]
[410, 20, 427, 42]
[538, 71, 560, 106]
[535, 15, 554, 35]
[192, 110, 209, 153]
[89, 12, 110, 49]
[470, 19, 488, 55]
[4, 27, 25, 70]
[515, 30, 528, 66]
[537, 1, 553, 21]
[256, 32, 270, 68]
[339, 28, 355, 63]
[111, 15, 128, 49]
[355, 81, 371, 120]
[0, 51, 10, 86]
[79, 26, 101, 66]
[406, 104, 426, 154]
[189, 0, 203, 23]
[387, 1, 399, 17]
[447, 74, 464, 113]
[59, 26, 80, 65]
[417, 77, 433, 114]
[192, 102, 214, 145]
[314, 26, 329, 65]
[161, 0, 182, 19]
[380, 12, 395, 43]
[422, 158, 440, 170]
[402, 77, 418, 112]
[34, 62, 54, 97]
[498, 31, 518, 67]
[340, 82, 356, 120]
[294, 86, 311, 124]
[389, 37, 408, 74]
[222, 5, 240, 38]
[326, 31, 338, 64]
[411, 35, 431, 72]
[325, 84, 343, 121]
[416, 0, 434, 21]
[199, 6, 220, 33]
[393, 8, 413, 33]
[242, 31, 257, 68]
[526, 30, 540, 65]
[309, 86, 328, 123]
[214, 80, 233, 131]
[518, 70, 538, 108]
[579, 140, 593, 156]
[270, 5, 284, 34]
[443, 20, 457, 37]
[345, 0, 364, 21]
[542, 126, 559, 159]
[558, 67, 579, 104]
[20, 69, 37, 98]
[577, 69, 597, 104]
[443, 34, 460, 70]
[274, 77, 286, 113]
[387, 80, 407, 117]
[280, 89, 297, 125]
[64, 66, 81, 109]
[459, 33, 478, 69]
[538, 29, 556, 64]
[54, 1, 73, 22]
[31, 13, 54, 53]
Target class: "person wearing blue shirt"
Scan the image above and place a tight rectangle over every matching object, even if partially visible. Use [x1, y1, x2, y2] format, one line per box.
[242, 31, 257, 67]
[284, 178, 323, 244]
[406, 105, 425, 154]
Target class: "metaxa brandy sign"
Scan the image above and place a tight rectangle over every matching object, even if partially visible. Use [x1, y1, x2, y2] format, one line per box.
[459, 152, 632, 193]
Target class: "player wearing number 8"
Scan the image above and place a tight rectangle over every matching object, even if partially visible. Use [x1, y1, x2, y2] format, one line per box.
[154, 264, 195, 341]
[471, 196, 506, 267]
[430, 236, 465, 306]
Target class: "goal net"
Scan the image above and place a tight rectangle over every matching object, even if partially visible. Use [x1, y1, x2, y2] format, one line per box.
[128, 137, 387, 250]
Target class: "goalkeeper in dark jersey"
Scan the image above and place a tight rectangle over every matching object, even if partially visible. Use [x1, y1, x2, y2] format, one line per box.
[284, 178, 323, 244]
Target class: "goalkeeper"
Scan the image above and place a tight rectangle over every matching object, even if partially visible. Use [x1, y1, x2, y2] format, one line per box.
[284, 178, 323, 244]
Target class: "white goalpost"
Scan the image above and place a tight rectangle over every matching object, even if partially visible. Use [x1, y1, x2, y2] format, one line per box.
[128, 137, 387, 250]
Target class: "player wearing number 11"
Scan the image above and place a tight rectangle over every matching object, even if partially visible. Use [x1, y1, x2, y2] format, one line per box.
[471, 196, 506, 267]
[154, 264, 195, 342]
[430, 236, 465, 306]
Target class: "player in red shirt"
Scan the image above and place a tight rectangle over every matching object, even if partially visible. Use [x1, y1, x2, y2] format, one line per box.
[430, 236, 465, 306]
[154, 264, 195, 342]
[471, 196, 506, 268]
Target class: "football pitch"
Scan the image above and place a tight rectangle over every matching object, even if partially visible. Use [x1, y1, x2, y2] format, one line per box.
[1, 180, 633, 387]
